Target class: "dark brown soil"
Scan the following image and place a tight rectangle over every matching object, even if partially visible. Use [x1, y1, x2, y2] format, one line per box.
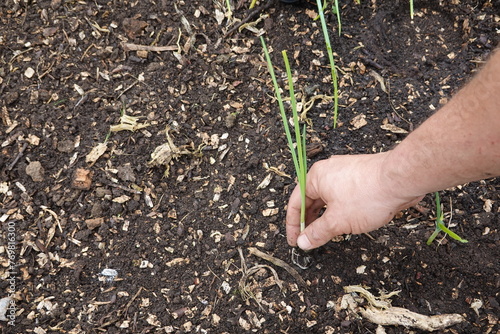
[1, 0, 499, 333]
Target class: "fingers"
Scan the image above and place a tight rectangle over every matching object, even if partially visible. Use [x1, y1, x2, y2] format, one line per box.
[285, 184, 301, 246]
[296, 208, 346, 250]
[285, 160, 329, 246]
[285, 178, 326, 246]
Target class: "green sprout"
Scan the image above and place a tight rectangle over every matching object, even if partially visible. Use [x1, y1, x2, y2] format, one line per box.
[426, 192, 468, 245]
[315, 0, 339, 128]
[332, 0, 341, 35]
[314, 1, 341, 36]
[261, 37, 307, 232]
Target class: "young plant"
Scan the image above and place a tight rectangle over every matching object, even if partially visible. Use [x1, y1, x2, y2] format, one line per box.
[319, 0, 341, 36]
[261, 37, 308, 232]
[261, 37, 312, 269]
[426, 192, 468, 245]
[315, 0, 340, 128]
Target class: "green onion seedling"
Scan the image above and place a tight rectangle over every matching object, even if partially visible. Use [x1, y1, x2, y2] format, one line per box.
[426, 192, 468, 245]
[315, 0, 339, 128]
[261, 37, 312, 269]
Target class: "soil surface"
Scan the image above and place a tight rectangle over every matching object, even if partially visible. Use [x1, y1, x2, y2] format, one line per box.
[1, 0, 499, 333]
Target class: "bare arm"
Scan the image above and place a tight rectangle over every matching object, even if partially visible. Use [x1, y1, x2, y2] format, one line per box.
[286, 49, 500, 250]
[384, 49, 500, 197]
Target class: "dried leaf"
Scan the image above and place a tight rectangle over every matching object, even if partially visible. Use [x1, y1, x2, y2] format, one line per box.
[215, 9, 224, 25]
[110, 114, 150, 132]
[74, 84, 85, 96]
[113, 195, 131, 203]
[166, 258, 190, 267]
[86, 142, 107, 165]
[369, 70, 387, 94]
[380, 124, 408, 134]
[262, 208, 279, 217]
[257, 174, 273, 190]
[350, 114, 367, 130]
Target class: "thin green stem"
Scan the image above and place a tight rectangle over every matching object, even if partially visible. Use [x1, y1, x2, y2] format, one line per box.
[333, 0, 341, 36]
[261, 36, 308, 232]
[261, 38, 301, 177]
[283, 50, 307, 231]
[300, 125, 307, 229]
[316, 0, 339, 128]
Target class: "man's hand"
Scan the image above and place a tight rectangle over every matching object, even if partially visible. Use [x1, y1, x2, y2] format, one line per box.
[285, 153, 423, 250]
[286, 49, 500, 251]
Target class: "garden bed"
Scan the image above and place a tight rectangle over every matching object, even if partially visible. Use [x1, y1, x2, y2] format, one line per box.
[0, 0, 499, 332]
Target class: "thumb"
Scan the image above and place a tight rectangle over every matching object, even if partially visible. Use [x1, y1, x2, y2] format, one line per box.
[297, 210, 347, 250]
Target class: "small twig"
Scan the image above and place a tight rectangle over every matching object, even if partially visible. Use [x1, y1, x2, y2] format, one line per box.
[122, 287, 143, 316]
[359, 56, 384, 70]
[224, 0, 275, 38]
[7, 142, 28, 171]
[248, 247, 307, 287]
[116, 80, 139, 99]
[121, 42, 177, 52]
[74, 94, 88, 110]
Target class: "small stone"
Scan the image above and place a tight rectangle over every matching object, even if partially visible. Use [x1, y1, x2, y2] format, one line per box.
[224, 232, 235, 247]
[29, 90, 39, 104]
[26, 161, 45, 182]
[95, 187, 112, 198]
[341, 320, 351, 327]
[85, 217, 104, 230]
[50, 0, 62, 9]
[57, 139, 74, 153]
[137, 50, 148, 59]
[42, 27, 58, 37]
[39, 89, 51, 101]
[90, 202, 103, 217]
[126, 199, 139, 212]
[177, 222, 185, 236]
[117, 163, 136, 182]
[146, 62, 163, 72]
[4, 91, 19, 105]
[24, 67, 35, 79]
[225, 113, 236, 128]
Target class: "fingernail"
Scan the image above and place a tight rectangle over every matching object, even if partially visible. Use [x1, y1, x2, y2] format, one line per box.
[297, 234, 312, 250]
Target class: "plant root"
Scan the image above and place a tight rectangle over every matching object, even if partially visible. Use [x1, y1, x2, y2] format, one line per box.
[248, 247, 307, 287]
[342, 285, 465, 332]
[290, 247, 313, 270]
[238, 248, 284, 310]
[224, 0, 275, 38]
[360, 306, 465, 332]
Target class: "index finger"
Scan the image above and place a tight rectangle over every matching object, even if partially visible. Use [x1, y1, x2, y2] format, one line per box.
[285, 184, 302, 246]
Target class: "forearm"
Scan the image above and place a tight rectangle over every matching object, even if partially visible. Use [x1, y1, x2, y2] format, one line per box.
[383, 49, 500, 198]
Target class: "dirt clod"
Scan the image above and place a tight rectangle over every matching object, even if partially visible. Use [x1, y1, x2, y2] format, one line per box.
[25, 161, 44, 182]
[71, 168, 93, 190]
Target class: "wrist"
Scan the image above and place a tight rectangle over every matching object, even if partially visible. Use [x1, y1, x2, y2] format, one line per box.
[379, 148, 429, 204]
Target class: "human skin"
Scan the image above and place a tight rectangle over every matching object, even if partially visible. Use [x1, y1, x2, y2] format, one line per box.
[286, 49, 500, 251]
